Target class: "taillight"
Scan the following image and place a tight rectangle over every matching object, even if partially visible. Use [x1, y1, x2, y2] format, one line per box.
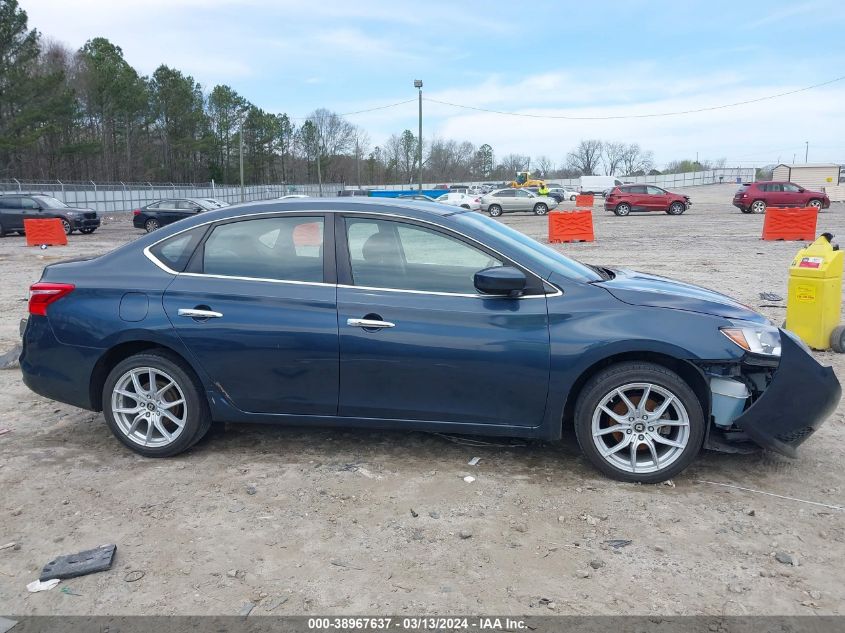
[28, 282, 75, 316]
[133, 209, 141, 215]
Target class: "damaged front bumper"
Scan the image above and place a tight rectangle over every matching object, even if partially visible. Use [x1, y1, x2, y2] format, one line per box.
[728, 331, 840, 457]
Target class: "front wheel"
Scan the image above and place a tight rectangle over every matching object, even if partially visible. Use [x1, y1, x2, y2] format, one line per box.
[533, 203, 548, 216]
[573, 362, 705, 483]
[488, 205, 503, 217]
[614, 203, 631, 216]
[60, 218, 73, 235]
[667, 201, 686, 215]
[831, 325, 845, 353]
[570, 195, 576, 201]
[103, 351, 211, 457]
[808, 199, 823, 210]
[750, 200, 766, 214]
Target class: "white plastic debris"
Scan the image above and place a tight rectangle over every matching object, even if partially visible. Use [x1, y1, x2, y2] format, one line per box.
[463, 475, 476, 483]
[467, 457, 480, 466]
[27, 578, 59, 592]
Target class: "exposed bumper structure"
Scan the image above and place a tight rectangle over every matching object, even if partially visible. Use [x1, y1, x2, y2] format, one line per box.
[732, 331, 840, 457]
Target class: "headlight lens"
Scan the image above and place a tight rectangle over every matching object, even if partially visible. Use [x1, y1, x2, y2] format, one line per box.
[721, 326, 781, 356]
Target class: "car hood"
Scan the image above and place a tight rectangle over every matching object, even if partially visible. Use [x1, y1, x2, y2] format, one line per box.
[595, 268, 767, 322]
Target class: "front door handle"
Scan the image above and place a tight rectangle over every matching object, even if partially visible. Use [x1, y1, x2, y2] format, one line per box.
[347, 318, 395, 329]
[178, 308, 223, 319]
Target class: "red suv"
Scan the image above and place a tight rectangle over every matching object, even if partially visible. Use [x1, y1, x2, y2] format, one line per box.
[733, 181, 830, 214]
[604, 185, 691, 216]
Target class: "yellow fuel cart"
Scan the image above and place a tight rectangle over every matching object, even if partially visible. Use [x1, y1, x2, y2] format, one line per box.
[786, 233, 845, 351]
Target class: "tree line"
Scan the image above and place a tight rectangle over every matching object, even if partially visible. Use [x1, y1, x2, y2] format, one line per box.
[1, 1, 714, 186]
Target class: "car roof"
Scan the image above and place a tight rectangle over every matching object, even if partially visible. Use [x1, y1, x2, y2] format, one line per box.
[178, 196, 469, 221]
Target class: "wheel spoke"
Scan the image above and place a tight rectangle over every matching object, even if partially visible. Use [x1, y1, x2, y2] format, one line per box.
[130, 371, 145, 396]
[160, 409, 185, 428]
[599, 405, 628, 424]
[616, 389, 637, 416]
[127, 414, 143, 435]
[153, 418, 173, 441]
[594, 424, 627, 437]
[650, 433, 686, 449]
[653, 419, 688, 427]
[629, 440, 638, 473]
[159, 398, 184, 410]
[645, 437, 660, 468]
[156, 380, 175, 397]
[637, 385, 652, 414]
[650, 396, 675, 419]
[600, 434, 631, 457]
[114, 389, 142, 402]
[148, 369, 156, 393]
[145, 418, 154, 444]
[114, 405, 141, 415]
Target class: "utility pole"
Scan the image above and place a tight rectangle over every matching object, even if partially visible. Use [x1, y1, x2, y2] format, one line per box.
[805, 141, 809, 163]
[414, 79, 423, 191]
[316, 134, 323, 197]
[239, 120, 245, 202]
[355, 137, 361, 189]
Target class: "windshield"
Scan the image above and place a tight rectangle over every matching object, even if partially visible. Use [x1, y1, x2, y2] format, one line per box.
[454, 213, 602, 283]
[34, 196, 68, 208]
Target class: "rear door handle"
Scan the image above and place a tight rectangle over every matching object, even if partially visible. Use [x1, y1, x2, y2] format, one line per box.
[347, 318, 395, 329]
[178, 308, 223, 319]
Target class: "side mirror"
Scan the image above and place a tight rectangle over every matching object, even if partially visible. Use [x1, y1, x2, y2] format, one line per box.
[798, 187, 805, 193]
[474, 266, 526, 296]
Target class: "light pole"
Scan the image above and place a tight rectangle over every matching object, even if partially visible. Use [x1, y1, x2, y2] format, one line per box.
[805, 141, 809, 163]
[414, 79, 423, 191]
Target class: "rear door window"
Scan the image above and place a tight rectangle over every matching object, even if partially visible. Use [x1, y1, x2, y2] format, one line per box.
[629, 185, 648, 194]
[202, 216, 324, 282]
[0, 197, 21, 208]
[646, 186, 665, 195]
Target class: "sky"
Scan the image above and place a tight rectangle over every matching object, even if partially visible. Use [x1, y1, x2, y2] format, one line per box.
[20, 0, 845, 169]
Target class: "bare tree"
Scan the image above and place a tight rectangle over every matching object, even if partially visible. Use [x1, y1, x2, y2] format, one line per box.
[535, 155, 555, 177]
[620, 143, 654, 176]
[566, 140, 603, 175]
[498, 153, 529, 178]
[601, 142, 626, 176]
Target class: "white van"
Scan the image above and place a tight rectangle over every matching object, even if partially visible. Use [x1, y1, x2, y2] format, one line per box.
[580, 176, 624, 197]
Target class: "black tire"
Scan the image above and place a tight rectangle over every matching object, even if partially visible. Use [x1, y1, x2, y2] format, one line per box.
[573, 361, 705, 483]
[60, 218, 73, 235]
[102, 351, 211, 457]
[145, 218, 160, 232]
[750, 200, 766, 214]
[488, 205, 503, 217]
[667, 201, 686, 215]
[80, 228, 96, 235]
[740, 207, 753, 214]
[614, 203, 631, 216]
[831, 325, 845, 353]
[808, 199, 823, 210]
[0, 220, 6, 237]
[570, 195, 576, 201]
[533, 203, 548, 216]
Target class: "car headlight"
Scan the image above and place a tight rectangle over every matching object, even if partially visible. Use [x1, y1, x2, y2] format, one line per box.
[721, 325, 781, 356]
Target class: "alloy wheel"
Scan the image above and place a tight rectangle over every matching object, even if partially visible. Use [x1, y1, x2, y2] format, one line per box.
[110, 367, 187, 448]
[145, 219, 159, 232]
[61, 219, 72, 235]
[615, 203, 630, 216]
[809, 199, 822, 210]
[591, 382, 690, 475]
[751, 200, 766, 214]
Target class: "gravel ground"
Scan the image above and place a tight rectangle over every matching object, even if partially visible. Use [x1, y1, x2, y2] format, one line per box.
[0, 184, 843, 616]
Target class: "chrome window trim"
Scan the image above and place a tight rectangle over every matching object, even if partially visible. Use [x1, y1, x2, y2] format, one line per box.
[142, 208, 562, 299]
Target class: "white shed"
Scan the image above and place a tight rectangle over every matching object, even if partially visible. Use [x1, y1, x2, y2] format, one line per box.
[772, 164, 841, 192]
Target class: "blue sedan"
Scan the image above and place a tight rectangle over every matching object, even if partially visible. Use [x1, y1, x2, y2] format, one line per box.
[20, 199, 840, 482]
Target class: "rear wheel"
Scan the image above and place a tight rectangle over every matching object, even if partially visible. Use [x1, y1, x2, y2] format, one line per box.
[808, 199, 823, 210]
[570, 195, 576, 201]
[144, 218, 160, 232]
[750, 200, 766, 214]
[614, 203, 631, 216]
[667, 201, 686, 215]
[80, 227, 96, 235]
[488, 205, 503, 217]
[573, 362, 705, 483]
[533, 203, 548, 216]
[103, 351, 210, 457]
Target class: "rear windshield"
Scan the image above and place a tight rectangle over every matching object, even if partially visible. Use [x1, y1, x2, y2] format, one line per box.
[736, 185, 749, 192]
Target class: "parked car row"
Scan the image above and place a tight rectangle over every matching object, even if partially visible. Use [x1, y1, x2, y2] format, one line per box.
[133, 198, 229, 232]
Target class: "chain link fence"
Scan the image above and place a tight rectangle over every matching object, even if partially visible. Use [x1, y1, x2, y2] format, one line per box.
[0, 180, 344, 214]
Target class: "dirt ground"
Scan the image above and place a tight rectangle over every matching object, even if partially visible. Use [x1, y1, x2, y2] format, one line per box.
[1, 184, 844, 616]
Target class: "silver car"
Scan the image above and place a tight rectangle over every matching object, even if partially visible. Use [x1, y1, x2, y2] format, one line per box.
[479, 188, 559, 217]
